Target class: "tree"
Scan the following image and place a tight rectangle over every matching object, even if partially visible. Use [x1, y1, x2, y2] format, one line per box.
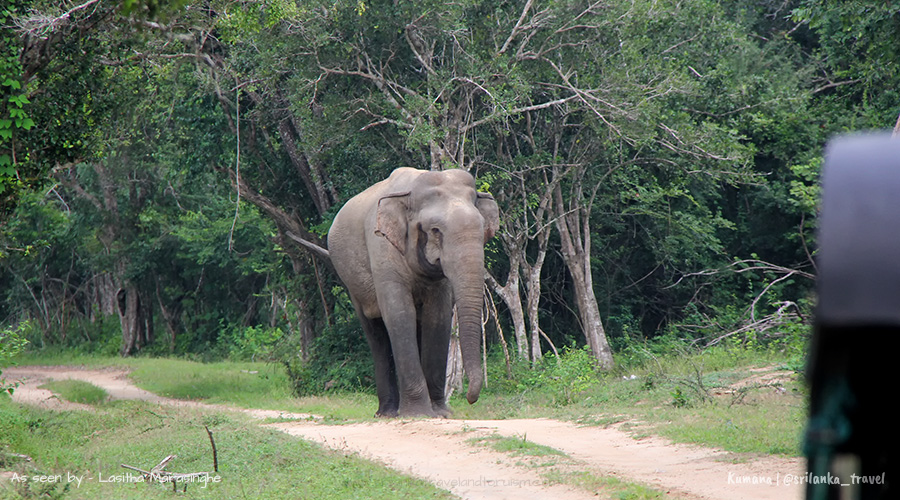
[1, 0, 844, 372]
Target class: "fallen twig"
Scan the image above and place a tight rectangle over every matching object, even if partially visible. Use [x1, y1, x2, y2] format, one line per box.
[205, 425, 218, 473]
[119, 428, 220, 492]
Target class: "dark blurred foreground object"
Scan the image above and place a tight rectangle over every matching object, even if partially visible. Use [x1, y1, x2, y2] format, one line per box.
[807, 134, 898, 500]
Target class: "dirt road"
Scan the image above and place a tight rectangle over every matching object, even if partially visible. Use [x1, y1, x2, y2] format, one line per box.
[2, 366, 805, 500]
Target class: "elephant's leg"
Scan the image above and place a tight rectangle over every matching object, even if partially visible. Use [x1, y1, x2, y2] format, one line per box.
[359, 315, 400, 417]
[418, 283, 453, 417]
[377, 282, 436, 417]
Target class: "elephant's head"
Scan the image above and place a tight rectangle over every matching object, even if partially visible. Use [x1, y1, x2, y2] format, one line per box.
[374, 169, 499, 404]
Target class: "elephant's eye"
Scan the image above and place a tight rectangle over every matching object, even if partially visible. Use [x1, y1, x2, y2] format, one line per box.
[431, 227, 441, 236]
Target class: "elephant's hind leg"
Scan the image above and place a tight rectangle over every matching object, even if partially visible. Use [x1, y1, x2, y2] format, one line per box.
[360, 316, 400, 417]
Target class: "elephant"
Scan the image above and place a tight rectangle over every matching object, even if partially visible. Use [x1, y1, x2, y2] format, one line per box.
[327, 167, 499, 417]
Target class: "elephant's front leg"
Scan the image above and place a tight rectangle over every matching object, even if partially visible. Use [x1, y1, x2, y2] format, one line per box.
[418, 282, 453, 417]
[378, 282, 436, 417]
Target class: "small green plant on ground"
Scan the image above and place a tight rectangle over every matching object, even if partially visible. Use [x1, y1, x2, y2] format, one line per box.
[219, 324, 285, 362]
[38, 380, 109, 405]
[544, 470, 666, 499]
[468, 434, 567, 459]
[670, 387, 689, 408]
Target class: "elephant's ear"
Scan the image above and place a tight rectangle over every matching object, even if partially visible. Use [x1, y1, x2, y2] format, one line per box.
[375, 192, 410, 254]
[476, 192, 500, 242]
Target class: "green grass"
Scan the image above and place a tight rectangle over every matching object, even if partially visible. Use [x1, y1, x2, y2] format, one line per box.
[544, 470, 666, 500]
[449, 345, 807, 457]
[37, 380, 108, 406]
[468, 434, 567, 458]
[467, 433, 668, 499]
[9, 352, 377, 421]
[0, 395, 454, 500]
[10, 343, 808, 456]
[2, 342, 809, 500]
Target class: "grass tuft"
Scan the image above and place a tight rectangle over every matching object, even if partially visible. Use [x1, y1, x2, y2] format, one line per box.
[468, 434, 567, 458]
[38, 380, 109, 405]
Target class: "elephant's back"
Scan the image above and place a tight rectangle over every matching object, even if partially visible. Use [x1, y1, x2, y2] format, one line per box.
[328, 168, 422, 242]
[328, 177, 386, 247]
[327, 182, 384, 318]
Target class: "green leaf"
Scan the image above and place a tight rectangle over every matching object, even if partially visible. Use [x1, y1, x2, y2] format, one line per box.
[8, 94, 29, 107]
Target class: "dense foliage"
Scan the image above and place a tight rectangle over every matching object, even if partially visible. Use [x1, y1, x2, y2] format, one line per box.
[1, 0, 897, 391]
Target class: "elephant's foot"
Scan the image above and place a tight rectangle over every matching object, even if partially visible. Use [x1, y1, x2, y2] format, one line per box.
[375, 402, 399, 418]
[431, 401, 453, 419]
[397, 399, 439, 418]
[375, 409, 399, 418]
[397, 407, 438, 418]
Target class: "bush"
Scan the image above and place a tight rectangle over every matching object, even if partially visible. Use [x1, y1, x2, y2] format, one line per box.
[282, 319, 374, 396]
[17, 314, 121, 357]
[220, 324, 285, 361]
[1, 322, 29, 395]
[486, 345, 602, 406]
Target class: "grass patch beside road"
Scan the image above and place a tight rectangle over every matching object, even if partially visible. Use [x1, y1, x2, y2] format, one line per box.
[468, 434, 567, 459]
[450, 346, 807, 457]
[37, 380, 108, 406]
[9, 353, 375, 420]
[466, 432, 668, 499]
[0, 395, 453, 500]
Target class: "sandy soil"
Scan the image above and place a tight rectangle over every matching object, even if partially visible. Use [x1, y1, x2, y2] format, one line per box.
[1, 366, 805, 500]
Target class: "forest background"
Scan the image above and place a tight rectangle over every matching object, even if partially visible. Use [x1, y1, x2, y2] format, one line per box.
[1, 0, 897, 393]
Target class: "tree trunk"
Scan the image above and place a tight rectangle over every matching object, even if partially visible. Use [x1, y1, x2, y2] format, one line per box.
[444, 310, 464, 398]
[54, 161, 151, 357]
[297, 299, 316, 362]
[156, 279, 181, 353]
[117, 283, 145, 357]
[486, 238, 530, 361]
[277, 118, 332, 216]
[552, 180, 615, 369]
[92, 272, 119, 318]
[524, 230, 549, 364]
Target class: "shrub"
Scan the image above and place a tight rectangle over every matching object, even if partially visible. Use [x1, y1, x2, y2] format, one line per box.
[0, 322, 29, 395]
[221, 324, 285, 361]
[282, 319, 374, 396]
[488, 345, 602, 406]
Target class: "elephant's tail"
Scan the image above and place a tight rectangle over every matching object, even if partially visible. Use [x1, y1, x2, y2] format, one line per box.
[286, 231, 331, 262]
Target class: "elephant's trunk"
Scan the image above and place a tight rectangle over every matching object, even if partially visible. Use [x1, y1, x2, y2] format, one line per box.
[456, 297, 484, 404]
[443, 240, 486, 405]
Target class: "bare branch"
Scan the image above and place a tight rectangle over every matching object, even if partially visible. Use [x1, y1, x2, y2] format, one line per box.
[14, 0, 101, 38]
[812, 79, 861, 94]
[666, 258, 816, 290]
[405, 21, 436, 75]
[460, 95, 579, 134]
[661, 34, 699, 54]
[498, 0, 535, 54]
